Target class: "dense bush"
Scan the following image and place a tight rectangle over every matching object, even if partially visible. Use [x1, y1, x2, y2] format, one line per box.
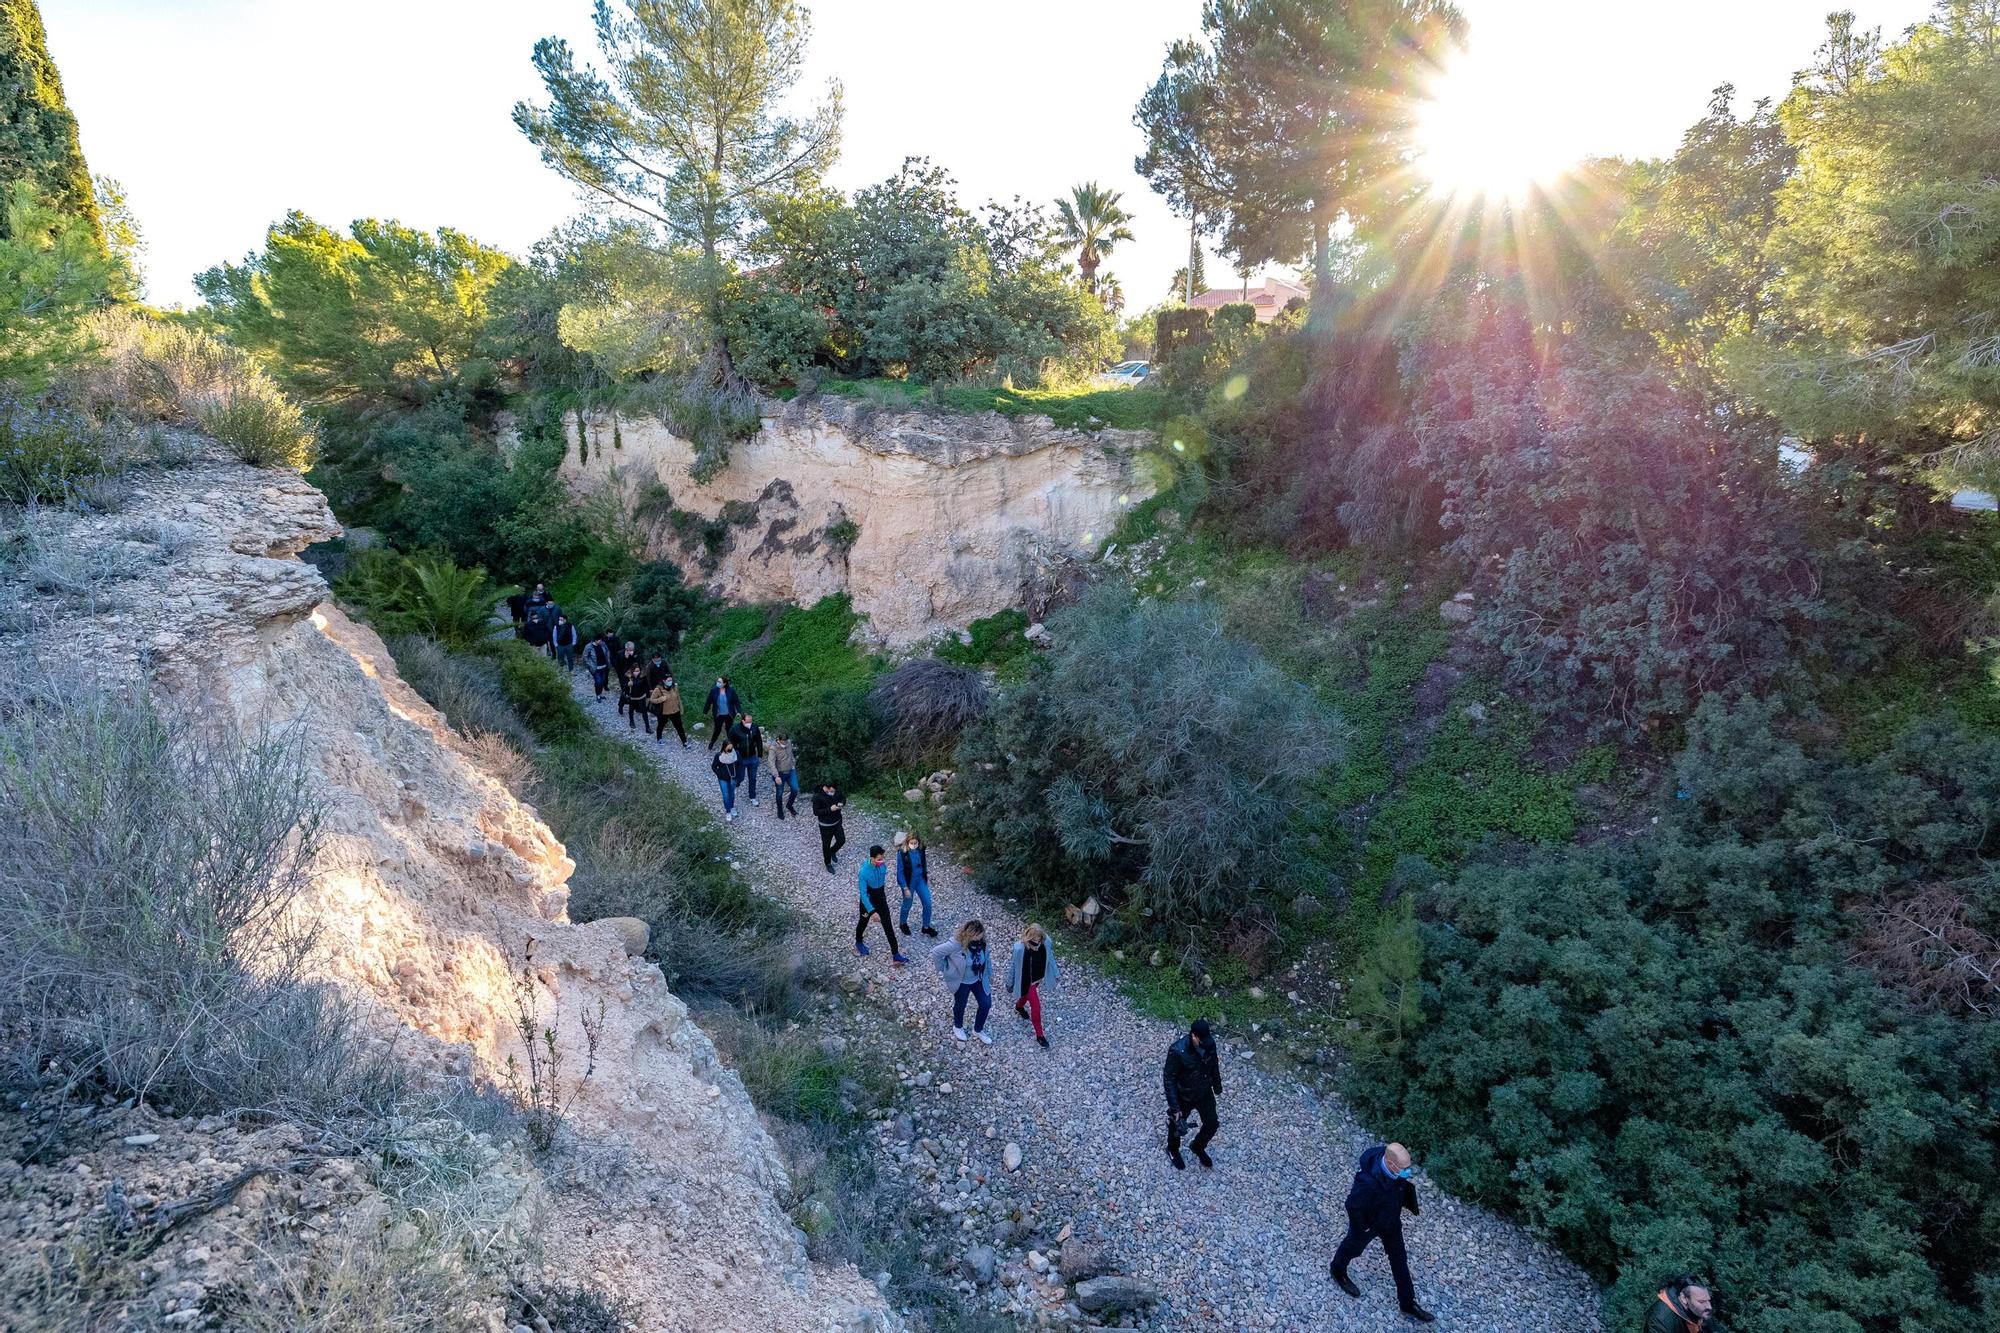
[193, 382, 319, 469]
[0, 394, 101, 502]
[789, 683, 883, 792]
[1350, 696, 2000, 1332]
[493, 641, 590, 743]
[1412, 303, 1818, 733]
[605, 558, 705, 649]
[0, 677, 398, 1122]
[868, 657, 987, 766]
[337, 549, 508, 650]
[946, 587, 1339, 920]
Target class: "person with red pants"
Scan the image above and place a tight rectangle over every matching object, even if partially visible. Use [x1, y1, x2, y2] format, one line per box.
[1006, 924, 1058, 1048]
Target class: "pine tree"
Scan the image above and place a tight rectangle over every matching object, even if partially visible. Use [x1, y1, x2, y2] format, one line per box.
[0, 0, 103, 247]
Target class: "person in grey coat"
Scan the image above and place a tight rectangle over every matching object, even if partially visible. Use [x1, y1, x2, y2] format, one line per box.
[1005, 924, 1058, 1048]
[930, 920, 993, 1044]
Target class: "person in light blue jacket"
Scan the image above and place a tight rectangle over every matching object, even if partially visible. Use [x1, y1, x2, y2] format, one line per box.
[930, 920, 993, 1044]
[1005, 924, 1058, 1048]
[855, 845, 906, 963]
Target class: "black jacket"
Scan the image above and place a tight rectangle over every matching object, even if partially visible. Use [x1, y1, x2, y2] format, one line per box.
[553, 621, 579, 649]
[522, 612, 552, 647]
[645, 657, 670, 689]
[1162, 1034, 1221, 1114]
[1343, 1144, 1419, 1235]
[812, 788, 844, 827]
[1643, 1292, 1712, 1333]
[711, 753, 739, 783]
[730, 720, 765, 759]
[614, 646, 643, 679]
[706, 682, 741, 718]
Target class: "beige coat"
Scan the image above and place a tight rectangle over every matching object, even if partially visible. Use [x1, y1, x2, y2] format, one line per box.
[648, 682, 682, 714]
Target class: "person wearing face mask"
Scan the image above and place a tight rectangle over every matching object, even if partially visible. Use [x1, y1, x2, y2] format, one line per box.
[582, 633, 612, 700]
[1329, 1141, 1434, 1323]
[930, 920, 993, 1044]
[1163, 1018, 1222, 1170]
[1645, 1276, 1716, 1333]
[704, 674, 741, 752]
[647, 671, 686, 745]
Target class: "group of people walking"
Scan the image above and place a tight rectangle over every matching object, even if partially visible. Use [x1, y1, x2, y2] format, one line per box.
[523, 582, 1716, 1332]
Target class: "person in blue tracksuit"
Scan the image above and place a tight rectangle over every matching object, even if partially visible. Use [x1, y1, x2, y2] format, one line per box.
[854, 845, 905, 962]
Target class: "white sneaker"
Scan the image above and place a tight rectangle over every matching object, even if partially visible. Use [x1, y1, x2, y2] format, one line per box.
[953, 1027, 967, 1042]
[976, 1030, 993, 1045]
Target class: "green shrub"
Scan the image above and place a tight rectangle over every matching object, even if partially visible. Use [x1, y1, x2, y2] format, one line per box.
[790, 683, 883, 792]
[727, 594, 880, 723]
[338, 550, 508, 651]
[494, 642, 589, 743]
[1349, 695, 2000, 1332]
[1213, 302, 1257, 331]
[945, 586, 1340, 922]
[664, 377, 761, 482]
[936, 607, 1030, 668]
[0, 394, 102, 503]
[615, 558, 706, 648]
[194, 382, 319, 470]
[1154, 307, 1211, 360]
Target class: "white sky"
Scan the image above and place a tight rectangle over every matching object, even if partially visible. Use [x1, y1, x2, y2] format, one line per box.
[46, 0, 1939, 310]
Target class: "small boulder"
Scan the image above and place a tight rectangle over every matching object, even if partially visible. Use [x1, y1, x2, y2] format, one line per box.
[904, 787, 926, 803]
[599, 916, 650, 958]
[1073, 1275, 1163, 1314]
[1023, 622, 1051, 645]
[1003, 1142, 1023, 1172]
[962, 1244, 998, 1285]
[1059, 1237, 1111, 1283]
[1438, 599, 1475, 625]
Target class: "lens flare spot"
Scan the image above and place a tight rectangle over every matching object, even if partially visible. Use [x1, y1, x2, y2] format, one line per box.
[1223, 374, 1249, 401]
[1172, 439, 1186, 453]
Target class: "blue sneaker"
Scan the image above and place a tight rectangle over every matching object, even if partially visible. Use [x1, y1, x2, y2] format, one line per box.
[855, 942, 870, 956]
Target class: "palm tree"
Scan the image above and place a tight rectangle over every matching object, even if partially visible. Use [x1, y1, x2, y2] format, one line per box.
[1055, 182, 1135, 295]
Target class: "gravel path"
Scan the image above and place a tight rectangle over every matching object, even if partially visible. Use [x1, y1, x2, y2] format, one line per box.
[577, 683, 1604, 1332]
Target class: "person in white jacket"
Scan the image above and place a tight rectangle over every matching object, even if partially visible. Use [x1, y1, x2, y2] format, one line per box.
[1006, 924, 1058, 1048]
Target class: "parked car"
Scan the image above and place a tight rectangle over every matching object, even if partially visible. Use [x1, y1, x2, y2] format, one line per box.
[1097, 360, 1151, 386]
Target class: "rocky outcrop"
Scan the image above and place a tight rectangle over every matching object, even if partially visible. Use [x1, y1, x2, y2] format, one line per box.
[556, 396, 1157, 646]
[5, 441, 892, 1332]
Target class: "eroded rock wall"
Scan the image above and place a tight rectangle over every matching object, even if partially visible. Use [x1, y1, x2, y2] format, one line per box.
[8, 442, 891, 1333]
[558, 397, 1156, 645]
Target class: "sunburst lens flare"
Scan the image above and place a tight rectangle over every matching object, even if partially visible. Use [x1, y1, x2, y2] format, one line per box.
[1414, 50, 1576, 202]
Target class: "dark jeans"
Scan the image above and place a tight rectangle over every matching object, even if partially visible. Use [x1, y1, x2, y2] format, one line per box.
[656, 709, 686, 744]
[624, 699, 645, 729]
[555, 644, 575, 671]
[774, 771, 799, 818]
[953, 981, 991, 1032]
[738, 756, 760, 798]
[589, 666, 610, 696]
[856, 897, 897, 953]
[1330, 1211, 1416, 1310]
[1167, 1093, 1218, 1158]
[819, 822, 845, 869]
[708, 714, 734, 750]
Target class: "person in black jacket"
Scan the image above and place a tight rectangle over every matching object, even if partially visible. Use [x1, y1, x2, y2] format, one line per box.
[704, 675, 741, 751]
[613, 640, 642, 717]
[582, 634, 612, 699]
[506, 592, 528, 632]
[551, 615, 580, 671]
[1162, 1018, 1222, 1170]
[619, 669, 650, 733]
[1645, 1277, 1715, 1333]
[729, 712, 765, 805]
[812, 781, 846, 872]
[1328, 1142, 1434, 1323]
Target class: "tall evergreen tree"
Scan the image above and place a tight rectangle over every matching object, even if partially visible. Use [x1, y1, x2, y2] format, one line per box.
[1054, 181, 1134, 294]
[0, 0, 101, 247]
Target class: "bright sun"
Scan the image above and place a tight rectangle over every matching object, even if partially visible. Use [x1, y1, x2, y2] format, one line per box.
[1414, 53, 1576, 201]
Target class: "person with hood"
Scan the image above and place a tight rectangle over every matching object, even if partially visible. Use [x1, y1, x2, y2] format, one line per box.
[619, 668, 650, 732]
[647, 671, 687, 745]
[1006, 923, 1057, 1048]
[812, 781, 846, 872]
[1644, 1277, 1715, 1333]
[704, 675, 741, 752]
[551, 615, 580, 671]
[931, 919, 993, 1043]
[1328, 1142, 1435, 1323]
[522, 604, 553, 652]
[711, 742, 740, 821]
[730, 712, 765, 805]
[769, 731, 800, 820]
[1163, 1019, 1222, 1170]
[854, 845, 906, 962]
[896, 832, 936, 937]
[582, 633, 612, 700]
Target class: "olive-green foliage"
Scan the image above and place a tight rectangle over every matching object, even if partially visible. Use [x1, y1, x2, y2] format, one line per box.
[0, 183, 122, 386]
[1349, 695, 2000, 1333]
[0, 1, 101, 246]
[788, 683, 882, 794]
[197, 213, 513, 407]
[192, 381, 318, 470]
[493, 641, 590, 743]
[947, 586, 1339, 922]
[935, 608, 1030, 669]
[0, 393, 99, 502]
[337, 550, 509, 652]
[680, 593, 880, 726]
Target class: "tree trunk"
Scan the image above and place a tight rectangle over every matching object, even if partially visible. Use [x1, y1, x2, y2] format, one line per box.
[1307, 200, 1333, 336]
[1186, 212, 1199, 303]
[1080, 246, 1100, 294]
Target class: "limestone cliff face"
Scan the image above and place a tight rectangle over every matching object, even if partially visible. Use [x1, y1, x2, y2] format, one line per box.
[557, 397, 1156, 645]
[15, 443, 892, 1333]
